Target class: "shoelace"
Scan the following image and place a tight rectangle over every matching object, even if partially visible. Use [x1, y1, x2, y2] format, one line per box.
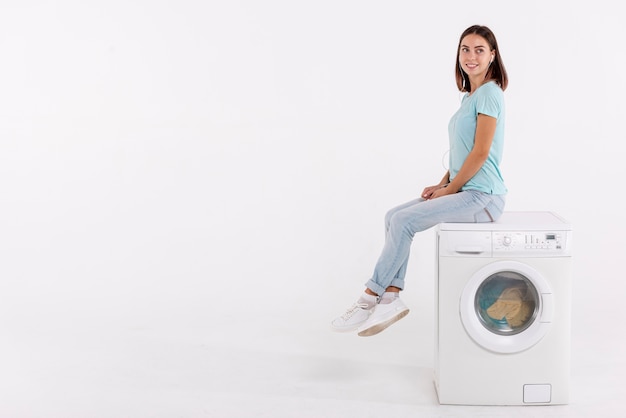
[341, 302, 368, 320]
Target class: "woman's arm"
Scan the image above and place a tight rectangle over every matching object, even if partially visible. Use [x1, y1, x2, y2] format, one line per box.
[430, 113, 496, 199]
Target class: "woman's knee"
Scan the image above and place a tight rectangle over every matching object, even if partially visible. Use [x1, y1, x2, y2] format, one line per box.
[384, 207, 399, 228]
[387, 210, 413, 233]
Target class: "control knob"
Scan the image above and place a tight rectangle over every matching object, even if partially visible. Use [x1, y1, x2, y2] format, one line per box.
[502, 235, 513, 246]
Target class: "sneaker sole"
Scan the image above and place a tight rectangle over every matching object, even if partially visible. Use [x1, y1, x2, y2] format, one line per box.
[357, 308, 409, 337]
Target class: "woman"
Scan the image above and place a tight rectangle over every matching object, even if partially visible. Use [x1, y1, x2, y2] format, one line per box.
[331, 25, 509, 337]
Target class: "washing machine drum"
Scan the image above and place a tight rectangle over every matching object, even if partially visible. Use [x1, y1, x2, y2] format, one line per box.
[460, 261, 553, 354]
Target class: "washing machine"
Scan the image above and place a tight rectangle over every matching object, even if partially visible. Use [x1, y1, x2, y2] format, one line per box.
[434, 211, 572, 405]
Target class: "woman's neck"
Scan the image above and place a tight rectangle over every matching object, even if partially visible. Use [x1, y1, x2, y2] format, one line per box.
[468, 78, 493, 95]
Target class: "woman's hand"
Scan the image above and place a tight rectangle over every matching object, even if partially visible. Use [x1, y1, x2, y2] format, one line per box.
[422, 184, 449, 200]
[428, 185, 456, 199]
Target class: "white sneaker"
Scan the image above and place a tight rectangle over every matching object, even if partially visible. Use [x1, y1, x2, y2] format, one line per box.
[331, 302, 373, 332]
[357, 298, 409, 337]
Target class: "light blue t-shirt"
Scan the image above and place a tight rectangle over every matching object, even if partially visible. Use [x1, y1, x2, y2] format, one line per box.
[448, 81, 507, 195]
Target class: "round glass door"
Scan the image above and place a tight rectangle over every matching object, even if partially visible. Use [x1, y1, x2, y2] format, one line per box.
[460, 261, 552, 354]
[475, 271, 539, 335]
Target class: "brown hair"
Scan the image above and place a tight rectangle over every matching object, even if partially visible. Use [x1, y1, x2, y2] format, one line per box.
[455, 25, 508, 93]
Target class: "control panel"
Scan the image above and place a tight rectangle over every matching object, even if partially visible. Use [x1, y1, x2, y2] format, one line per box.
[493, 231, 568, 254]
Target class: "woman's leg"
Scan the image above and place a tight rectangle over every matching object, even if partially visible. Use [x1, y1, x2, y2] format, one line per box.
[374, 197, 427, 294]
[365, 190, 504, 295]
[331, 190, 505, 333]
[355, 191, 504, 336]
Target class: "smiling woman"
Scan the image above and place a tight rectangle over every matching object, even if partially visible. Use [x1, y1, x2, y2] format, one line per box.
[331, 25, 509, 337]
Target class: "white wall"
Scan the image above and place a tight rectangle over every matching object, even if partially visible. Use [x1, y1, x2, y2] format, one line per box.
[0, 0, 623, 366]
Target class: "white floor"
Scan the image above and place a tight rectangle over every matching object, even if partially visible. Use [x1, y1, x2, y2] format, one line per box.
[2, 282, 623, 418]
[2, 214, 621, 418]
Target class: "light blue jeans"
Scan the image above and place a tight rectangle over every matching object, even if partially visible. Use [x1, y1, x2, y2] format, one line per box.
[365, 190, 505, 295]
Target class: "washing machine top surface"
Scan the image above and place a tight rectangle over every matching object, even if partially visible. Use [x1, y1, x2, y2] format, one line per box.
[439, 211, 571, 232]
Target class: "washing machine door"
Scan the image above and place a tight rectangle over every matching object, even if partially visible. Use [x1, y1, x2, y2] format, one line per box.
[460, 260, 553, 354]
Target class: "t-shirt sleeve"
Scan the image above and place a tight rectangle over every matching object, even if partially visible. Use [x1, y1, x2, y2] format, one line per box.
[475, 84, 502, 119]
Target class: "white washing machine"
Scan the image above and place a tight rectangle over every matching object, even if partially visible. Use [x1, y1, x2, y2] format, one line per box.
[434, 211, 572, 405]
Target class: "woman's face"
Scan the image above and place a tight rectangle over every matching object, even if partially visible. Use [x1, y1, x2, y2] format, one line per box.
[459, 34, 494, 79]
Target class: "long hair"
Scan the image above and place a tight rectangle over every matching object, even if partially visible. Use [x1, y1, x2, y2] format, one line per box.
[455, 25, 508, 93]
